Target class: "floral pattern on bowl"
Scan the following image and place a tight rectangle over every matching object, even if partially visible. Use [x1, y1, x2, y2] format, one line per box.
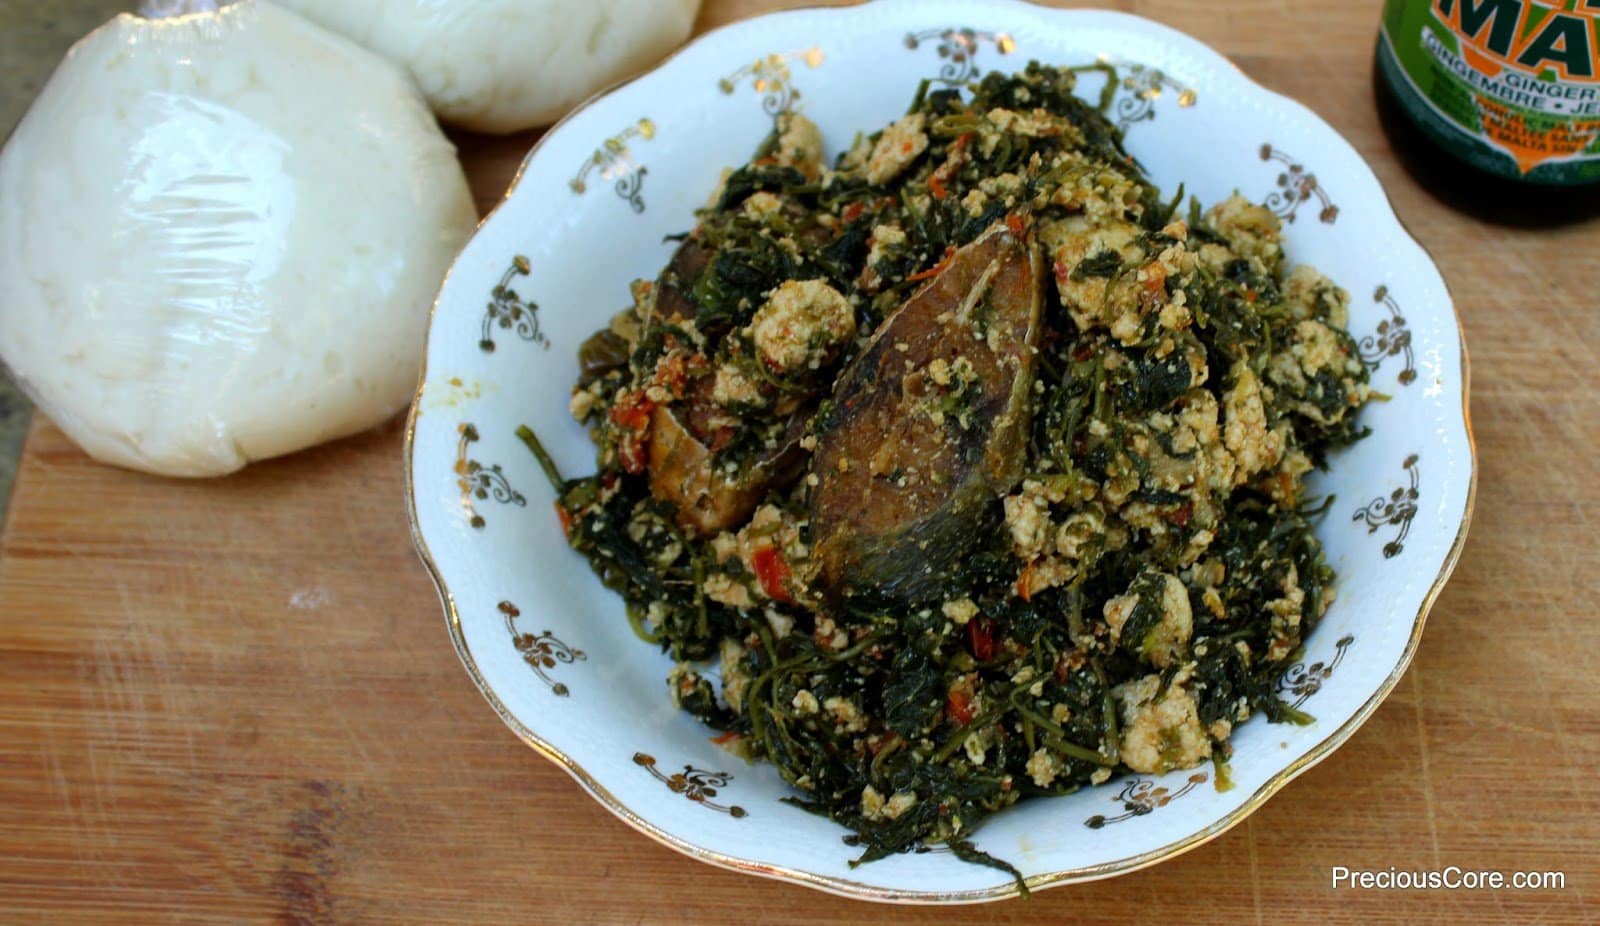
[406, 0, 1474, 903]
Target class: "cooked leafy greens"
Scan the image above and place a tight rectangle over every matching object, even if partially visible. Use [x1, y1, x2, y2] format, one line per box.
[534, 62, 1372, 888]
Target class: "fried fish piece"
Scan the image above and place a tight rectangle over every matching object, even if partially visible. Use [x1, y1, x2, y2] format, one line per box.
[644, 237, 811, 536]
[808, 221, 1045, 601]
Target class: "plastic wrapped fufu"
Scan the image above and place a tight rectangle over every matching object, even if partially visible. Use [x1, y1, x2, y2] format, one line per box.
[0, 1, 477, 476]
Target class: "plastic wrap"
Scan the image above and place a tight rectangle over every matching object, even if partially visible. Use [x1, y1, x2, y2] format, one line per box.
[138, 0, 228, 16]
[0, 0, 477, 477]
[271, 0, 703, 134]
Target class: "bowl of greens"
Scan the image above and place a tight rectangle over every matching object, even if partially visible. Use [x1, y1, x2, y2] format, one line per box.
[406, 0, 1474, 902]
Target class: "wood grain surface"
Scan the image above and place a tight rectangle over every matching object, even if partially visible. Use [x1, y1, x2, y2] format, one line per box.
[2, 1, 1598, 922]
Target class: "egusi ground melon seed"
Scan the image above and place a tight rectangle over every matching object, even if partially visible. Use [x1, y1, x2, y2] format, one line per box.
[521, 63, 1376, 887]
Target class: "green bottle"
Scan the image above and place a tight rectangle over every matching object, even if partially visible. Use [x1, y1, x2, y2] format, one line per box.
[1376, 0, 1600, 188]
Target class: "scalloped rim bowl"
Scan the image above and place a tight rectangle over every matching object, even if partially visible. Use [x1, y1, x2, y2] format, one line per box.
[406, 0, 1474, 904]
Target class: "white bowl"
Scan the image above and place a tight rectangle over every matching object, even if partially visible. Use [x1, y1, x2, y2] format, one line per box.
[406, 0, 1475, 903]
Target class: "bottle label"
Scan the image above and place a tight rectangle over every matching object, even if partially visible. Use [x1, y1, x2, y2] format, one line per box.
[1380, 0, 1600, 184]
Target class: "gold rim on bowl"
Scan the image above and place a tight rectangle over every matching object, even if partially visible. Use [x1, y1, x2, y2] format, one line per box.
[403, 2, 1478, 903]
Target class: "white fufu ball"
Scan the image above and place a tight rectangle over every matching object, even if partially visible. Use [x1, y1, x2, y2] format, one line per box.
[0, 1, 477, 477]
[269, 0, 702, 133]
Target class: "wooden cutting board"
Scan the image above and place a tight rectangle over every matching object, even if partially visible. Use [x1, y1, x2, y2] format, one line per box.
[3, 1, 1597, 922]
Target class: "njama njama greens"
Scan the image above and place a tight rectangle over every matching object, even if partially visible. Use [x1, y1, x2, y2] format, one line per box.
[527, 62, 1371, 885]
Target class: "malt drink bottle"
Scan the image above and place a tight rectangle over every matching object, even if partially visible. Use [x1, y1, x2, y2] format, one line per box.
[1375, 0, 1600, 221]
